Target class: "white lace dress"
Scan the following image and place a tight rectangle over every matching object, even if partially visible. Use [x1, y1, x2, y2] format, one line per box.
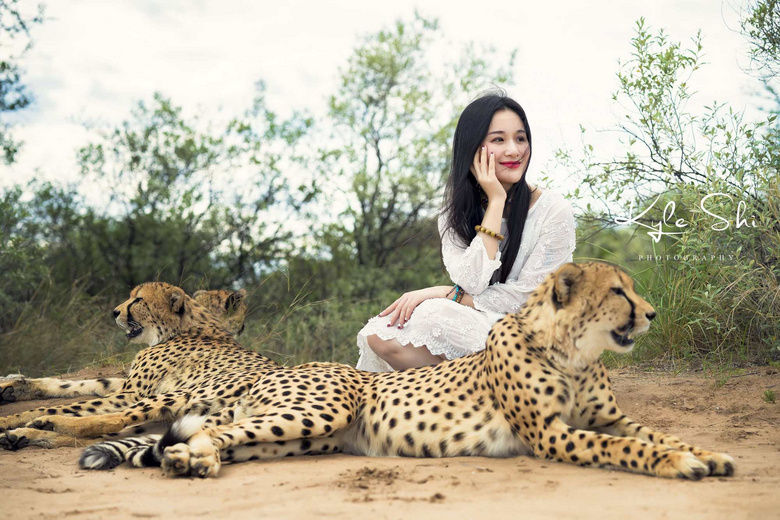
[355, 190, 577, 372]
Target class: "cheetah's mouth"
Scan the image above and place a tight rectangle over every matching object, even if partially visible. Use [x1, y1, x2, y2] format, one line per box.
[610, 330, 635, 347]
[126, 321, 143, 339]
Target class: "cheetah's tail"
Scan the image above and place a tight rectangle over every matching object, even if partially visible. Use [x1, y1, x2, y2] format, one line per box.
[80, 415, 207, 470]
[79, 435, 161, 470]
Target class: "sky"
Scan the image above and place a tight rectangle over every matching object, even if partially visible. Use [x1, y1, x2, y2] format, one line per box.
[0, 0, 767, 199]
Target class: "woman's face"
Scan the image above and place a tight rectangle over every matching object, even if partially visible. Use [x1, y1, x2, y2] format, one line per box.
[481, 109, 530, 191]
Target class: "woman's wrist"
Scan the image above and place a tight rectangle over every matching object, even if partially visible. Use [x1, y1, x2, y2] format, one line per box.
[442, 284, 467, 303]
[486, 193, 507, 206]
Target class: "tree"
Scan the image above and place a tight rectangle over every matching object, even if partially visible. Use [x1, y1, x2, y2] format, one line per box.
[559, 20, 778, 226]
[0, 0, 43, 164]
[320, 14, 516, 269]
[0, 85, 313, 370]
[0, 184, 49, 330]
[556, 19, 780, 363]
[65, 86, 311, 293]
[741, 0, 780, 78]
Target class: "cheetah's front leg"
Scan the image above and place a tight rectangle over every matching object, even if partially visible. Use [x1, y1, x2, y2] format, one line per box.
[0, 428, 96, 449]
[537, 417, 709, 480]
[26, 391, 191, 438]
[0, 377, 125, 405]
[596, 415, 735, 476]
[159, 437, 343, 477]
[576, 366, 735, 476]
[0, 392, 140, 433]
[165, 405, 352, 478]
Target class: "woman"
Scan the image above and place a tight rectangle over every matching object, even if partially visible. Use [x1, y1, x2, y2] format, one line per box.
[356, 92, 576, 372]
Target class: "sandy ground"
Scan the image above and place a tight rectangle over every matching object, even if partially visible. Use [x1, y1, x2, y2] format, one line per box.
[1, 367, 779, 520]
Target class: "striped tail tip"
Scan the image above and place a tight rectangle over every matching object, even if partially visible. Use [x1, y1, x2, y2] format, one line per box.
[79, 444, 124, 470]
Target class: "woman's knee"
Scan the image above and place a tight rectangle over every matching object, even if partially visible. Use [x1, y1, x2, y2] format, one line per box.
[366, 335, 401, 359]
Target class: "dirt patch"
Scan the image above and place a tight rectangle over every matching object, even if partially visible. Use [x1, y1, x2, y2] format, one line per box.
[1, 368, 779, 519]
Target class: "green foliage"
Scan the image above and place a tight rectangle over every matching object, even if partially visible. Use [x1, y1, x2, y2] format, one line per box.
[742, 0, 780, 78]
[0, 283, 132, 377]
[0, 85, 313, 373]
[240, 215, 447, 367]
[234, 14, 518, 370]
[0, 14, 515, 376]
[72, 88, 308, 293]
[321, 13, 515, 268]
[763, 389, 777, 403]
[6, 12, 780, 375]
[562, 19, 780, 366]
[0, 0, 44, 163]
[8, 12, 780, 375]
[0, 185, 48, 330]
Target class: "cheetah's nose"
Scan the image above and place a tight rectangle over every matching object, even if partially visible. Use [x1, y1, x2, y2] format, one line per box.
[646, 311, 656, 321]
[113, 310, 120, 319]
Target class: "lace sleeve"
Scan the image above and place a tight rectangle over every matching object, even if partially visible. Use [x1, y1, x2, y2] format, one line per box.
[439, 214, 502, 296]
[471, 197, 576, 314]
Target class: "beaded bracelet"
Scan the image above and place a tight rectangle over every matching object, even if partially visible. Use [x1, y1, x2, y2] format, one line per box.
[475, 224, 505, 241]
[451, 284, 464, 304]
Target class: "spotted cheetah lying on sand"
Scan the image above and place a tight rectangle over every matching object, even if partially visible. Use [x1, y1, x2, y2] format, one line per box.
[82, 262, 734, 480]
[0, 289, 247, 407]
[0, 285, 261, 449]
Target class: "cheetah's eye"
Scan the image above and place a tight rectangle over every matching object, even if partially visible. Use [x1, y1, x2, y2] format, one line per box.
[611, 288, 625, 296]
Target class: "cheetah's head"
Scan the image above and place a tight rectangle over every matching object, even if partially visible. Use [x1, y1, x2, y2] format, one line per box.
[112, 282, 226, 346]
[547, 262, 656, 359]
[193, 288, 248, 338]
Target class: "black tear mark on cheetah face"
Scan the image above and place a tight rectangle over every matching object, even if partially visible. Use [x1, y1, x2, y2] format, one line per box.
[113, 282, 190, 346]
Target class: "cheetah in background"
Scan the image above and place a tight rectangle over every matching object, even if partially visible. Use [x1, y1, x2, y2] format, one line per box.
[0, 284, 270, 450]
[0, 289, 248, 407]
[83, 262, 734, 480]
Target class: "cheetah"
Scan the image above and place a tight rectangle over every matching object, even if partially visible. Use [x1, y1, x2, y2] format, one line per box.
[82, 262, 734, 480]
[0, 289, 247, 407]
[0, 283, 272, 450]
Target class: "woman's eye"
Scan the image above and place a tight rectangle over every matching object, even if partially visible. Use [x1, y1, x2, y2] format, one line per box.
[491, 137, 504, 143]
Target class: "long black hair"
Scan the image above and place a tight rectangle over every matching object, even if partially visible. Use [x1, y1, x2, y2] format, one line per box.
[441, 91, 533, 284]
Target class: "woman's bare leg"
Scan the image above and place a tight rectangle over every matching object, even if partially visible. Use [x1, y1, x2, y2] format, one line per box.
[366, 335, 446, 370]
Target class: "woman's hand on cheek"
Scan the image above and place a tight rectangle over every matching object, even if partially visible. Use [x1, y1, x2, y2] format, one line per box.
[471, 146, 507, 204]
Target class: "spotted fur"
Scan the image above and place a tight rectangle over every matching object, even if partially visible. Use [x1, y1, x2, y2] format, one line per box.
[192, 289, 247, 338]
[0, 283, 269, 451]
[0, 289, 247, 409]
[85, 262, 734, 480]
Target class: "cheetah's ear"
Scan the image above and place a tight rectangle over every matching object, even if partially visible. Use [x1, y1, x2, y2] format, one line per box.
[226, 289, 247, 311]
[167, 286, 187, 315]
[552, 263, 583, 309]
[192, 290, 206, 299]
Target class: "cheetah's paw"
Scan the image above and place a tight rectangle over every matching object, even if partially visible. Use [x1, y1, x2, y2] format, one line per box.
[694, 450, 735, 477]
[189, 444, 220, 478]
[27, 417, 56, 431]
[653, 451, 708, 480]
[0, 382, 20, 404]
[161, 443, 192, 477]
[0, 431, 29, 451]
